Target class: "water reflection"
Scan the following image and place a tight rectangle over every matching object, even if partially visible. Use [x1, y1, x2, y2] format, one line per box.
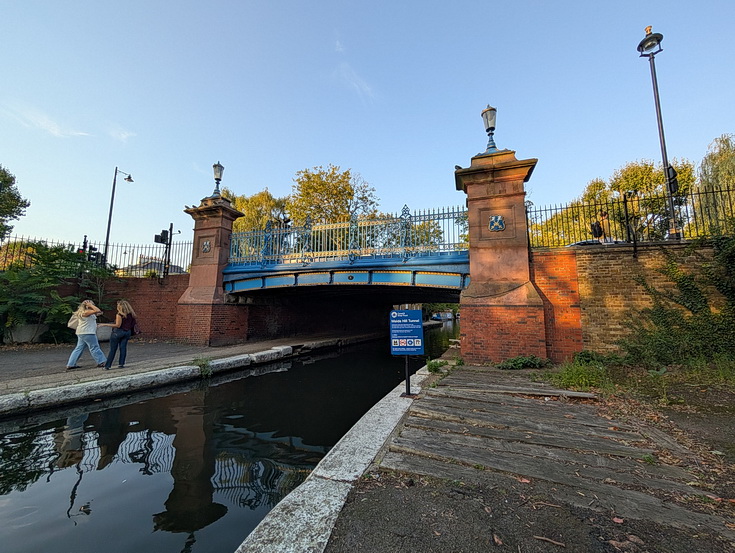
[0, 323, 458, 553]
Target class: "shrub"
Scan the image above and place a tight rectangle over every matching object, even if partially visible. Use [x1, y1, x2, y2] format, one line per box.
[497, 355, 552, 370]
[547, 362, 610, 390]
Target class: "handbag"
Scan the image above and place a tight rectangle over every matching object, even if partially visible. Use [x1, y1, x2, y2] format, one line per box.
[67, 314, 80, 329]
[132, 320, 142, 336]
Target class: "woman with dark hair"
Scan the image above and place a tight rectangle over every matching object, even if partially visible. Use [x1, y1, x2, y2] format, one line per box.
[100, 300, 137, 370]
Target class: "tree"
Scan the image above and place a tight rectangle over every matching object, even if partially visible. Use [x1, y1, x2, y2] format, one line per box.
[696, 134, 735, 234]
[699, 134, 735, 191]
[0, 164, 30, 240]
[286, 165, 379, 226]
[222, 187, 289, 233]
[529, 159, 695, 245]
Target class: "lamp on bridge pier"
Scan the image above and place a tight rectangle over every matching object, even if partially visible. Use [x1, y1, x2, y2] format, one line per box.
[637, 26, 681, 240]
[212, 161, 224, 197]
[480, 104, 499, 154]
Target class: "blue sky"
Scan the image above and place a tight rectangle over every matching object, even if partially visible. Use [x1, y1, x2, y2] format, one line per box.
[2, 1, 734, 246]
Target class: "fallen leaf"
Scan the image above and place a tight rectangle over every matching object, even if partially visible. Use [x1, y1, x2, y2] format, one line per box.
[493, 533, 503, 545]
[517, 477, 531, 483]
[613, 517, 625, 524]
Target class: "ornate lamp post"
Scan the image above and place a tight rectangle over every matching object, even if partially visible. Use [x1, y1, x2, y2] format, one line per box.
[480, 105, 499, 154]
[212, 161, 224, 196]
[637, 26, 680, 239]
[104, 167, 134, 265]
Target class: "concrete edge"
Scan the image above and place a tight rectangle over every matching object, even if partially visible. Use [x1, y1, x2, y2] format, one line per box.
[235, 367, 430, 553]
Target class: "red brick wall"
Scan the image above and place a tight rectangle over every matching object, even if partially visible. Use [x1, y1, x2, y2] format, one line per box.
[103, 275, 190, 341]
[460, 304, 546, 365]
[530, 249, 584, 362]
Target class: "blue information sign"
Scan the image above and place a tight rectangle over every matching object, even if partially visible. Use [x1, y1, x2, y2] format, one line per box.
[389, 310, 424, 355]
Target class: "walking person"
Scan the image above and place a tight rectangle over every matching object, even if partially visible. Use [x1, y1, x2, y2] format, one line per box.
[100, 300, 137, 370]
[66, 300, 107, 369]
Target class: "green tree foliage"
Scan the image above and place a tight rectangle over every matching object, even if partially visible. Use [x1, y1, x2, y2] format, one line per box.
[286, 165, 379, 226]
[0, 164, 30, 240]
[620, 236, 735, 367]
[222, 187, 289, 233]
[0, 242, 115, 342]
[696, 134, 735, 235]
[529, 159, 695, 245]
[699, 134, 735, 191]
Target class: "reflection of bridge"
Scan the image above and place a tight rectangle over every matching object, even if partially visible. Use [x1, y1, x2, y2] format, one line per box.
[223, 205, 470, 294]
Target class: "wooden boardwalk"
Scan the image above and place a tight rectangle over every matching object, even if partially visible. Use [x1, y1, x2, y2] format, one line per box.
[378, 366, 735, 540]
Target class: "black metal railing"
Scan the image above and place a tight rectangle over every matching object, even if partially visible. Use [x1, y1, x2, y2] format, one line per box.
[0, 235, 193, 276]
[526, 187, 735, 248]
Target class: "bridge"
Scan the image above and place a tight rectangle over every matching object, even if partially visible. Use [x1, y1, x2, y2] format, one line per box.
[223, 205, 470, 297]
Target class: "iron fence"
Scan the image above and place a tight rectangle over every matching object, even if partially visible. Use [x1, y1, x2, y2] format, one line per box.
[229, 205, 469, 266]
[526, 187, 735, 248]
[0, 235, 193, 275]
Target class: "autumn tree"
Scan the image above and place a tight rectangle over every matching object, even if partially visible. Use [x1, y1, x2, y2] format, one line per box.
[0, 165, 30, 240]
[529, 159, 695, 245]
[286, 165, 379, 226]
[222, 187, 289, 233]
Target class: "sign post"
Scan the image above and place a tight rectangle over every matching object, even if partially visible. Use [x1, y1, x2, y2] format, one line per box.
[390, 309, 424, 397]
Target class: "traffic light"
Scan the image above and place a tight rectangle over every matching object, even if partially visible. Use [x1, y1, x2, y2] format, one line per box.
[666, 165, 679, 194]
[154, 229, 169, 244]
[87, 245, 98, 262]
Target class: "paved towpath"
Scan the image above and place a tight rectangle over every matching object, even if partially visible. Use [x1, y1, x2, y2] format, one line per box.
[0, 333, 380, 416]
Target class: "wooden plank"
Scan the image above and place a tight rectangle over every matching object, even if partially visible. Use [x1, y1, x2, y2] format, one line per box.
[424, 390, 616, 427]
[391, 429, 702, 496]
[412, 397, 640, 439]
[395, 426, 699, 493]
[378, 451, 735, 540]
[404, 416, 657, 459]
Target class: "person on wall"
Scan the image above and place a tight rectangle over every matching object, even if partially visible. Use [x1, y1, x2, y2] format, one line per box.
[66, 300, 108, 369]
[100, 300, 138, 370]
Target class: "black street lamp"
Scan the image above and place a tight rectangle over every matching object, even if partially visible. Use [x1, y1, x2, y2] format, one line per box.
[104, 167, 134, 266]
[212, 161, 224, 196]
[637, 26, 681, 240]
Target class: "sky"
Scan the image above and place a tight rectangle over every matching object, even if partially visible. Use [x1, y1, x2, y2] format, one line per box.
[2, 1, 734, 247]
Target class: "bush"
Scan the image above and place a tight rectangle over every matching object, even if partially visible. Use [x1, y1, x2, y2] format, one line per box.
[547, 362, 610, 390]
[497, 355, 552, 370]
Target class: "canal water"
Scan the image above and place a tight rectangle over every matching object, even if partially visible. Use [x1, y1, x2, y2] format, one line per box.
[0, 322, 459, 553]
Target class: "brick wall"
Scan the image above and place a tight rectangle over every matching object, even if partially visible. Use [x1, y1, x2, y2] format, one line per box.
[103, 275, 189, 341]
[530, 249, 583, 362]
[460, 304, 546, 365]
[533, 243, 718, 357]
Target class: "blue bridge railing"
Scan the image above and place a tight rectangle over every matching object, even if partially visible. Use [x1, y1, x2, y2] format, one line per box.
[229, 205, 469, 267]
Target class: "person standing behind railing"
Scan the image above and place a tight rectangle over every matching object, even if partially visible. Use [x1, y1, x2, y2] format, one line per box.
[598, 210, 612, 243]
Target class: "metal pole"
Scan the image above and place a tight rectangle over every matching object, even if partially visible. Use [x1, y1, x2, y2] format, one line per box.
[647, 55, 680, 239]
[404, 356, 411, 396]
[103, 167, 118, 266]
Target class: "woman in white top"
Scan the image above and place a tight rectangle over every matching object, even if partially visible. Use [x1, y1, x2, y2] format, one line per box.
[66, 300, 107, 369]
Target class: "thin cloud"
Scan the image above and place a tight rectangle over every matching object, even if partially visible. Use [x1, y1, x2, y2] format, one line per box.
[108, 126, 137, 143]
[2, 102, 89, 137]
[335, 39, 345, 53]
[336, 62, 374, 102]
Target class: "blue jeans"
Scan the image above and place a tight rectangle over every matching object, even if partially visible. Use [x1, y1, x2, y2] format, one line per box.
[105, 328, 132, 368]
[67, 334, 107, 367]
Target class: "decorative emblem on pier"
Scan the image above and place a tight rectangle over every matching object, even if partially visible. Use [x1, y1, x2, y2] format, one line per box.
[201, 240, 211, 253]
[488, 215, 506, 232]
